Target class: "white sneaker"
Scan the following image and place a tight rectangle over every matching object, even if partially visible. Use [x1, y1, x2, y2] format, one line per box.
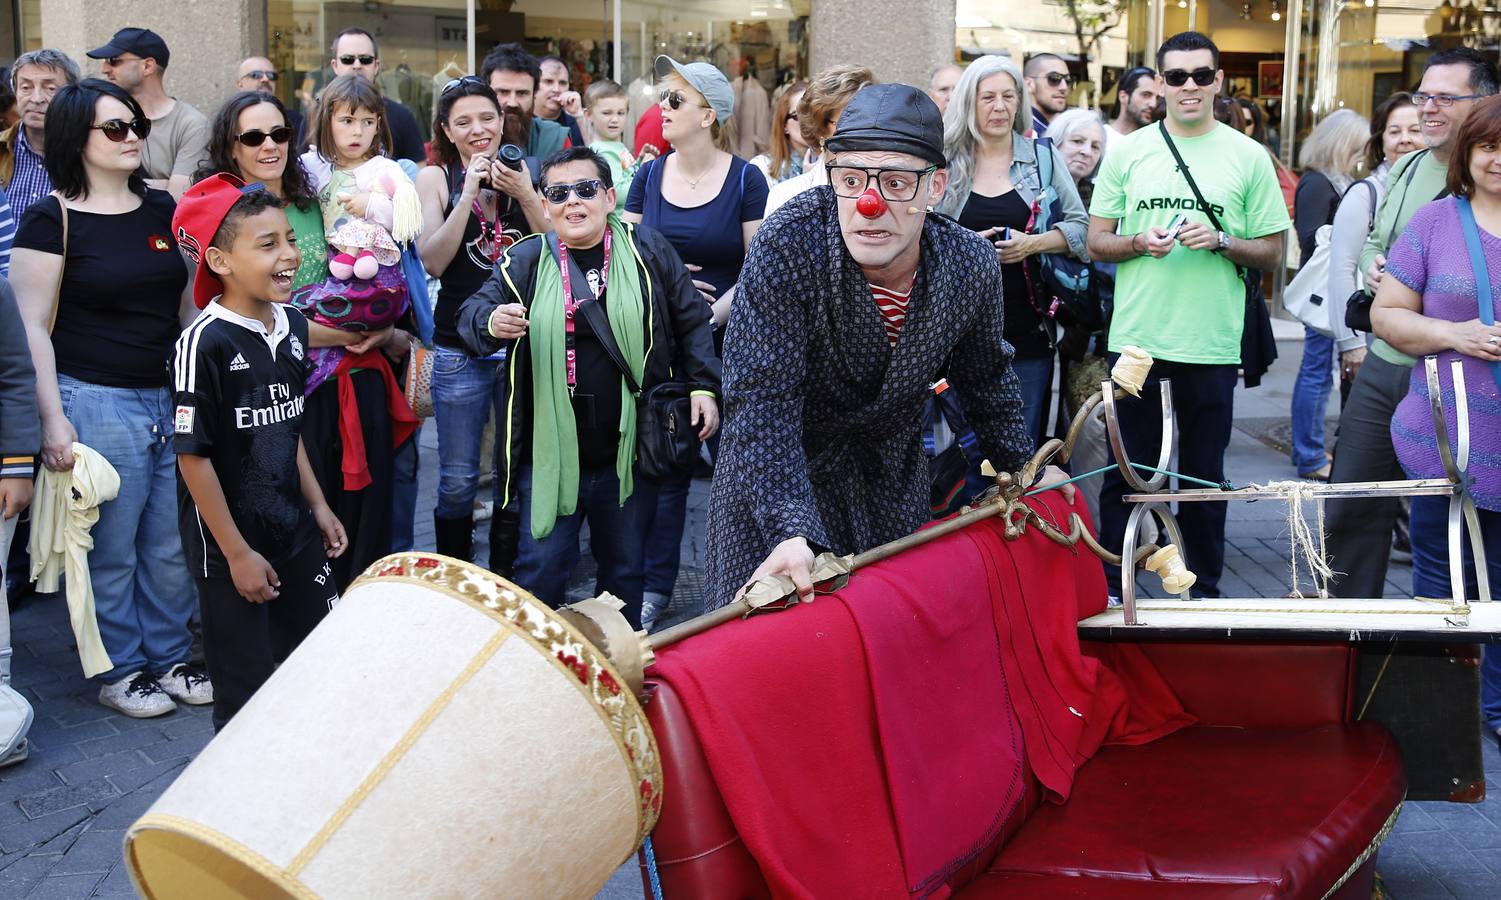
[158, 664, 214, 706]
[98, 672, 176, 718]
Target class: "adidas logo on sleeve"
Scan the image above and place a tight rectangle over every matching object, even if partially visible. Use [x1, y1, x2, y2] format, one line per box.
[229, 353, 250, 372]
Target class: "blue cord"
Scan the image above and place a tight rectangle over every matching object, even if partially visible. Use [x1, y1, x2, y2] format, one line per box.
[643, 836, 665, 900]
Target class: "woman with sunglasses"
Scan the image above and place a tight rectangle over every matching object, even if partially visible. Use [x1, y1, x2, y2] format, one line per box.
[10, 79, 211, 717]
[749, 80, 810, 185]
[936, 55, 1089, 448]
[196, 90, 411, 584]
[623, 56, 765, 627]
[415, 76, 527, 567]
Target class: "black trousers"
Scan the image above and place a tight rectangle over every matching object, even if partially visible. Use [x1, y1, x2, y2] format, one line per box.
[198, 540, 338, 730]
[302, 370, 394, 590]
[1099, 358, 1239, 597]
[1325, 353, 1412, 598]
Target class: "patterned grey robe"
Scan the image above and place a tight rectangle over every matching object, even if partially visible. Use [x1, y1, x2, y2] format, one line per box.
[704, 186, 1033, 607]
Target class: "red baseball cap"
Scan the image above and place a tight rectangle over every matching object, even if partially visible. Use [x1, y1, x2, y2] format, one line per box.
[171, 173, 267, 309]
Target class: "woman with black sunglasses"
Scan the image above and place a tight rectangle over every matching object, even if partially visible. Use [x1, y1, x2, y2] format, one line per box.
[195, 91, 412, 584]
[10, 79, 211, 718]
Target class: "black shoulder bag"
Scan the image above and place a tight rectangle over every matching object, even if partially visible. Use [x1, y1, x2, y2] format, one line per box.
[1158, 121, 1277, 387]
[548, 233, 700, 483]
[1344, 150, 1446, 333]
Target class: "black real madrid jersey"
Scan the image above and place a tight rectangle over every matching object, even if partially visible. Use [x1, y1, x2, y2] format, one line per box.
[172, 300, 318, 579]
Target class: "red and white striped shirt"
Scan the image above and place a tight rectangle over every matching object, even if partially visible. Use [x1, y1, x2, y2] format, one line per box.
[871, 279, 915, 346]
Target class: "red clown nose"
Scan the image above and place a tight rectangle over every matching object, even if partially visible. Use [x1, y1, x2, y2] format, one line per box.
[855, 188, 887, 218]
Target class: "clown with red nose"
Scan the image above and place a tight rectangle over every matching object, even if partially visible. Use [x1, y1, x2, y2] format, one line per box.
[701, 83, 1075, 609]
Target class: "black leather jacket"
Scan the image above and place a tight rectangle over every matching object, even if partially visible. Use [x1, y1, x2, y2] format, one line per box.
[457, 222, 722, 506]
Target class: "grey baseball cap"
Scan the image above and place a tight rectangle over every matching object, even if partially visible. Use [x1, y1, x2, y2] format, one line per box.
[655, 55, 735, 127]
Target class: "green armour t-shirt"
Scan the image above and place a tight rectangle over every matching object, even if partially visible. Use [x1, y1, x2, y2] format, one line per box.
[1090, 123, 1291, 365]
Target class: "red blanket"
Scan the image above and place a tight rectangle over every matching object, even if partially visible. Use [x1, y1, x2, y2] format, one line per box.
[648, 492, 1192, 898]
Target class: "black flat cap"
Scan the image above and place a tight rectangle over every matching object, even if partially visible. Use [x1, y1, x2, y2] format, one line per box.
[825, 83, 946, 167]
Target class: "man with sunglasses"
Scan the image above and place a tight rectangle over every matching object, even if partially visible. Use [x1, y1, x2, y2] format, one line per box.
[1087, 31, 1289, 600]
[89, 27, 208, 199]
[324, 28, 425, 164]
[1023, 53, 1072, 137]
[1107, 66, 1159, 152]
[703, 83, 1070, 608]
[455, 147, 720, 629]
[1325, 48, 1500, 599]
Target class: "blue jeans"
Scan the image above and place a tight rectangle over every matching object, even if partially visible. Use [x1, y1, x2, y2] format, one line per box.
[58, 375, 194, 680]
[1290, 326, 1334, 474]
[512, 465, 649, 627]
[1410, 497, 1501, 733]
[1013, 354, 1054, 446]
[390, 423, 421, 552]
[431, 347, 505, 519]
[638, 476, 690, 597]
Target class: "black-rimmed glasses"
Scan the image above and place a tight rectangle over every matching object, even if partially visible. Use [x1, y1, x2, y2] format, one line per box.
[1162, 67, 1216, 87]
[338, 54, 376, 66]
[91, 117, 150, 142]
[1043, 72, 1072, 87]
[541, 179, 607, 204]
[826, 164, 938, 202]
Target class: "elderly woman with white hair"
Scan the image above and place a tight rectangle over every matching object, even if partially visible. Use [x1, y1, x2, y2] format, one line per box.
[936, 54, 1089, 445]
[1033, 106, 1114, 523]
[1290, 108, 1369, 480]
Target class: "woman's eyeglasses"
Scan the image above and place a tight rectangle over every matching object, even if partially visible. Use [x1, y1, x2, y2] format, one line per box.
[235, 126, 294, 147]
[1162, 67, 1216, 87]
[338, 54, 376, 66]
[91, 118, 151, 142]
[442, 75, 487, 97]
[659, 89, 697, 110]
[541, 179, 606, 204]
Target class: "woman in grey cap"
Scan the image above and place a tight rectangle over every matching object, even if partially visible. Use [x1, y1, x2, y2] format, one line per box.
[624, 55, 768, 627]
[937, 55, 1089, 448]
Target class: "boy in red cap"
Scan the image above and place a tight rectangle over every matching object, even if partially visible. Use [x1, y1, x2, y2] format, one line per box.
[170, 174, 348, 730]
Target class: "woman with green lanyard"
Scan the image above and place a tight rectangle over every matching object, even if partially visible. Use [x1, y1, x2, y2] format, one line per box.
[195, 92, 407, 586]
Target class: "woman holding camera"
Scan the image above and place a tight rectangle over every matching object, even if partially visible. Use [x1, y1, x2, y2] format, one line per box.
[416, 76, 531, 566]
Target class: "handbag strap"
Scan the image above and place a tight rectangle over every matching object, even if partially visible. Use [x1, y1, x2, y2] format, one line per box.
[48, 190, 68, 334]
[545, 232, 642, 396]
[1455, 196, 1501, 393]
[1157, 121, 1249, 283]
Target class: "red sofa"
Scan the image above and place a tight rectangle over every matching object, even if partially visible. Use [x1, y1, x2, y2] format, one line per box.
[638, 509, 1405, 898]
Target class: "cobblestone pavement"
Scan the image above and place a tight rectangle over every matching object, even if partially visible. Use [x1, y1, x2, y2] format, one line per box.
[1, 335, 1497, 898]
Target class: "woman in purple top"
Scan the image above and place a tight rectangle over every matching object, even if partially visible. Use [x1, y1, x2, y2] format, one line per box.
[1372, 95, 1501, 748]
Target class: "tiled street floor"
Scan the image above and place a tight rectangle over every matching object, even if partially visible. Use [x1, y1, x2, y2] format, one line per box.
[0, 331, 1495, 898]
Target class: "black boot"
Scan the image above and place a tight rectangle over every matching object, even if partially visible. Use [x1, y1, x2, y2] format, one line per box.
[434, 513, 474, 562]
[489, 507, 520, 578]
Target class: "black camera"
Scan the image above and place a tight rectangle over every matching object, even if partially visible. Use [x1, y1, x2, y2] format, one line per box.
[497, 144, 525, 171]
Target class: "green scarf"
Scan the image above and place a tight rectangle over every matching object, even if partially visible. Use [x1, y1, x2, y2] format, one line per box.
[528, 214, 648, 539]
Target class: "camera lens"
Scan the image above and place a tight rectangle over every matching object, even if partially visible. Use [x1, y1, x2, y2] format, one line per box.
[498, 144, 524, 171]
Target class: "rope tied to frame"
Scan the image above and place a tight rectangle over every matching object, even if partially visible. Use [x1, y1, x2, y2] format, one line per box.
[1252, 480, 1335, 598]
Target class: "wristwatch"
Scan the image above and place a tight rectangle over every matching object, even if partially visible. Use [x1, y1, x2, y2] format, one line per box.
[1215, 231, 1232, 253]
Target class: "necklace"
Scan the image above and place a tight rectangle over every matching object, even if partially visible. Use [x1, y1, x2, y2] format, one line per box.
[678, 156, 714, 189]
